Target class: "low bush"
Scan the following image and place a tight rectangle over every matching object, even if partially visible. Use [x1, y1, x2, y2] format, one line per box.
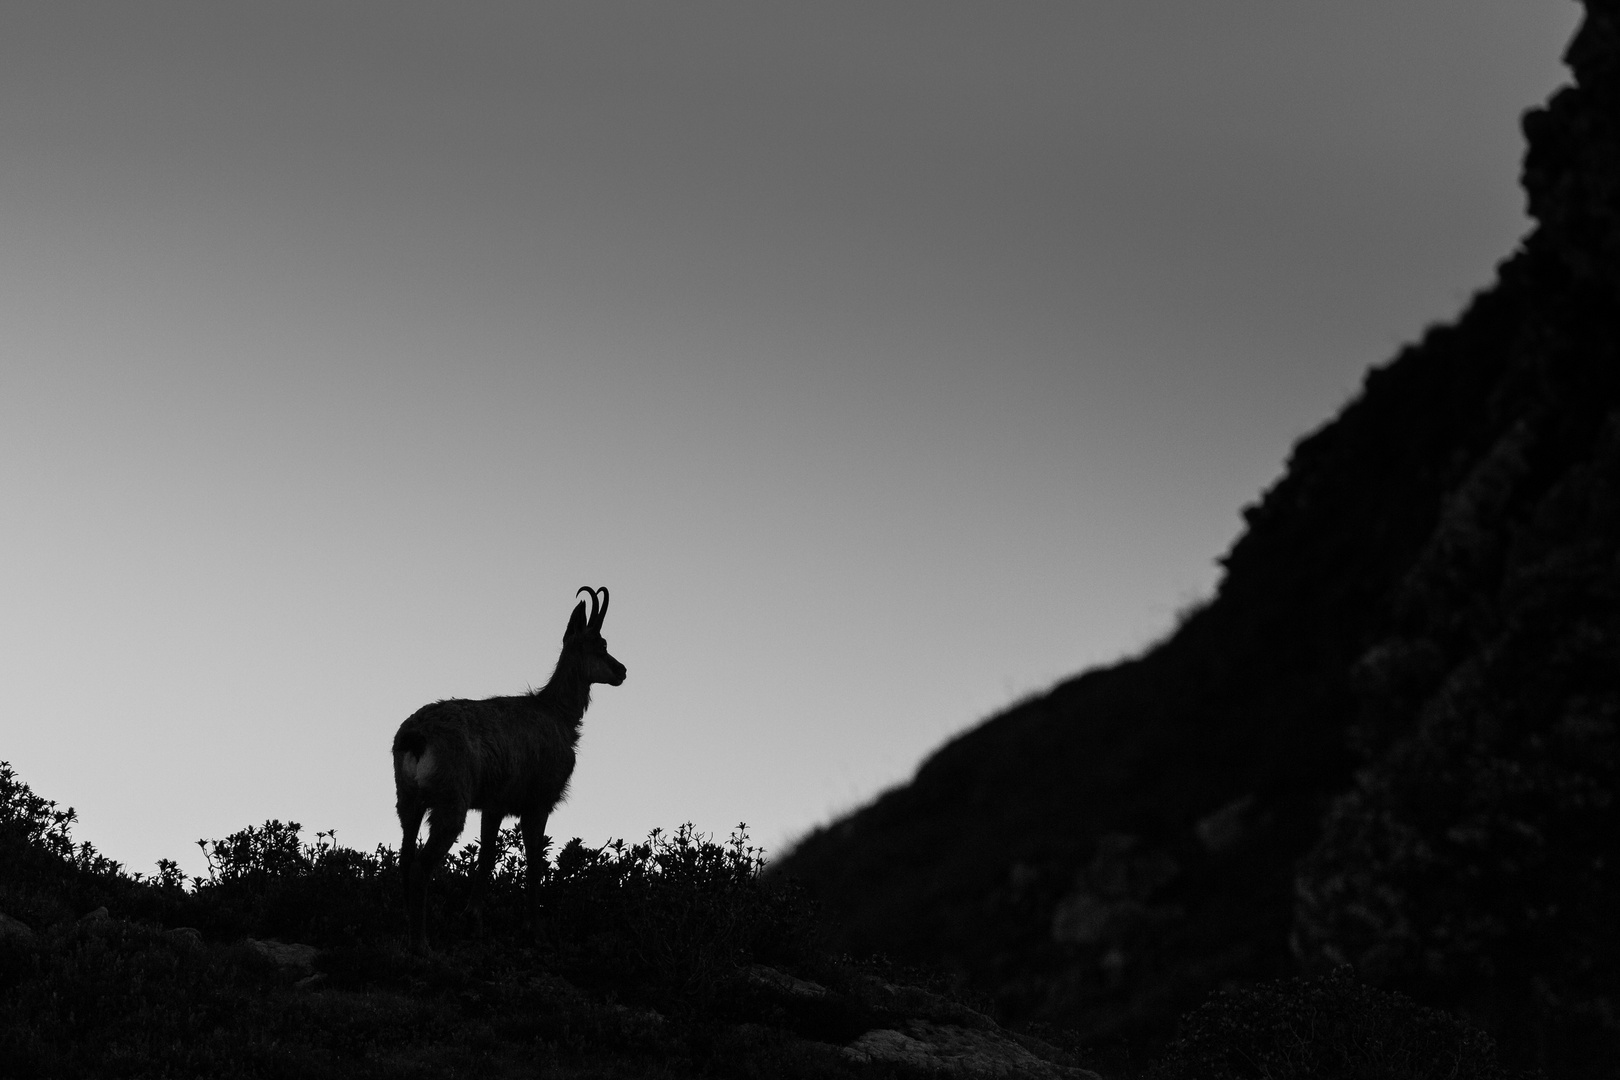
[1, 761, 822, 1006]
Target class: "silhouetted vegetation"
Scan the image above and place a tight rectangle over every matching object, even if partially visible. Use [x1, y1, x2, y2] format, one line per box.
[1, 762, 1094, 1078]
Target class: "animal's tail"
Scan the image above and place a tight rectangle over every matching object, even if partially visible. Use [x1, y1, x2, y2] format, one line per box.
[392, 729, 436, 785]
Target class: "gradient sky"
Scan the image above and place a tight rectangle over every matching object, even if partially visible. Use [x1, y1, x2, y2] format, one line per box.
[0, 2, 1581, 879]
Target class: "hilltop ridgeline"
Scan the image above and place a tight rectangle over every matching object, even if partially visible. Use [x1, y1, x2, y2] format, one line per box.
[0, 769, 1098, 1078]
[776, 4, 1620, 1076]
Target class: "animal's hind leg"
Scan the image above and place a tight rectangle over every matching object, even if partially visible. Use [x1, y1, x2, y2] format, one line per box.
[408, 802, 467, 952]
[396, 793, 426, 930]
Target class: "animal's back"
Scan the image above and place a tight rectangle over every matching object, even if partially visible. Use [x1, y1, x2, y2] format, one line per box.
[392, 695, 577, 814]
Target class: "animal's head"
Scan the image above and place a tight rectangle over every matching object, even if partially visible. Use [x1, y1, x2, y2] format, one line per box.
[564, 586, 627, 686]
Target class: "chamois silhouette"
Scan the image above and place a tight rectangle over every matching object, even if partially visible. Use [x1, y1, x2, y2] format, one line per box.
[391, 586, 626, 950]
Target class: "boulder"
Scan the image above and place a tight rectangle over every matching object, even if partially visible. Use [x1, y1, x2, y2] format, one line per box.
[843, 1020, 1095, 1079]
[849, 974, 998, 1031]
[0, 911, 36, 946]
[244, 938, 320, 975]
[164, 927, 204, 949]
[742, 963, 831, 1000]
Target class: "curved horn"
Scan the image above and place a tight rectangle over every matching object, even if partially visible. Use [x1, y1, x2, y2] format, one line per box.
[592, 586, 609, 629]
[575, 586, 598, 628]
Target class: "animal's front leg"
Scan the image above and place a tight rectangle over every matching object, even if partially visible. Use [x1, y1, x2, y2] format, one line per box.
[519, 811, 551, 936]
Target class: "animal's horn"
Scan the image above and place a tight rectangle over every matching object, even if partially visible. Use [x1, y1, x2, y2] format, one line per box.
[592, 586, 609, 629]
[576, 586, 598, 627]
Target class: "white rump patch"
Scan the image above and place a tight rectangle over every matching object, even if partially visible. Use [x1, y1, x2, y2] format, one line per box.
[400, 748, 437, 784]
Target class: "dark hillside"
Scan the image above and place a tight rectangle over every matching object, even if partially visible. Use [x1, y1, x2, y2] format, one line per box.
[776, 3, 1620, 1074]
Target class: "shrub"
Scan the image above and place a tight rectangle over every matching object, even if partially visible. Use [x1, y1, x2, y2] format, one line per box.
[0, 761, 121, 876]
[544, 823, 812, 993]
[0, 762, 136, 930]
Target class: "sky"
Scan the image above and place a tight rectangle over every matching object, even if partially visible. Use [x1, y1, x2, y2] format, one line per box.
[0, 2, 1582, 879]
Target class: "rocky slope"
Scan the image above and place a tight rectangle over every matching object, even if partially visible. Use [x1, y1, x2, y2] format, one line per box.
[0, 904, 1092, 1080]
[776, 4, 1620, 1074]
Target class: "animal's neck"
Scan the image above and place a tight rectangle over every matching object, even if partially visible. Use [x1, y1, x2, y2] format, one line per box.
[538, 658, 592, 733]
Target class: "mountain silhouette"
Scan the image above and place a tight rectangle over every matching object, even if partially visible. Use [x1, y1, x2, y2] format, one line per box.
[776, 4, 1620, 1074]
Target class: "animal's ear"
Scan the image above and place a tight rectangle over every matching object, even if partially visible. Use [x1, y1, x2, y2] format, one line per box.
[565, 600, 588, 639]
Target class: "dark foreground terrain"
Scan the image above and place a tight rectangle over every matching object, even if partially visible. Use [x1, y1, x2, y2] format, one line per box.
[778, 3, 1620, 1078]
[0, 765, 1086, 1079]
[1, 762, 1530, 1079]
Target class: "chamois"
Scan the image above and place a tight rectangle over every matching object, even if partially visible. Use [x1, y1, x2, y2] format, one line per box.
[391, 586, 626, 950]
